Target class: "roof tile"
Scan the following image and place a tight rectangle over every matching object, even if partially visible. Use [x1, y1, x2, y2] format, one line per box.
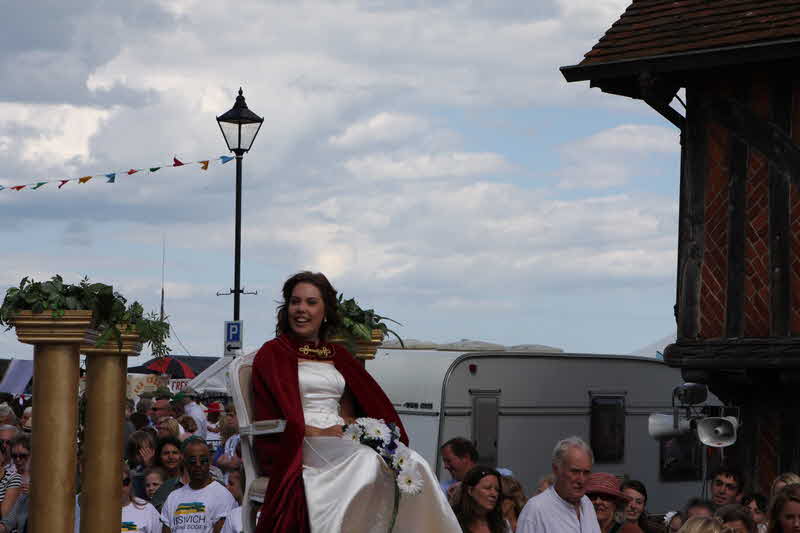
[580, 0, 800, 66]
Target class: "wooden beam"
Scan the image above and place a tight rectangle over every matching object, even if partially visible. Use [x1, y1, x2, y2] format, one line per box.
[675, 131, 688, 329]
[727, 134, 747, 337]
[770, 77, 793, 336]
[678, 87, 708, 339]
[709, 96, 800, 183]
[665, 337, 800, 368]
[645, 98, 686, 130]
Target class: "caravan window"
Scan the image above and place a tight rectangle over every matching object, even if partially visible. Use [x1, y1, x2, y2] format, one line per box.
[660, 434, 703, 481]
[590, 396, 625, 463]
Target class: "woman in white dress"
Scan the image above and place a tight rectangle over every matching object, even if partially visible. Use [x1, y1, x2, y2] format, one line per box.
[252, 271, 461, 533]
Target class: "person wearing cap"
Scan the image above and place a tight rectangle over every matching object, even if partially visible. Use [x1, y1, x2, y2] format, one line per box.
[179, 387, 207, 440]
[517, 436, 600, 533]
[585, 473, 639, 533]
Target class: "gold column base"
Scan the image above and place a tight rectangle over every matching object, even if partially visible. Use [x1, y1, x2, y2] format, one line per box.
[12, 310, 94, 533]
[80, 329, 141, 533]
[29, 345, 82, 533]
[330, 329, 384, 361]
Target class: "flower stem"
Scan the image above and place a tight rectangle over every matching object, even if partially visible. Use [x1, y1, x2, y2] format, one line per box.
[388, 483, 400, 533]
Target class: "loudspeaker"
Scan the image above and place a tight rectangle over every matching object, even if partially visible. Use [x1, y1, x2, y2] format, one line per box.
[696, 416, 738, 448]
[674, 383, 708, 405]
[648, 413, 693, 439]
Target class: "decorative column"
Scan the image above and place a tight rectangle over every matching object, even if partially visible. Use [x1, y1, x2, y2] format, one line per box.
[13, 310, 95, 533]
[330, 329, 384, 368]
[80, 328, 141, 533]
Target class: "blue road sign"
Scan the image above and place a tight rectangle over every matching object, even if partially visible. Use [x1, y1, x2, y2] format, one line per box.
[224, 321, 243, 355]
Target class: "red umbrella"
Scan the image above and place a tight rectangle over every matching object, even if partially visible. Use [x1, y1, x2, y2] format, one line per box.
[128, 356, 196, 379]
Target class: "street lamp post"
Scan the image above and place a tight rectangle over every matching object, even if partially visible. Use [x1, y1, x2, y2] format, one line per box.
[217, 88, 263, 321]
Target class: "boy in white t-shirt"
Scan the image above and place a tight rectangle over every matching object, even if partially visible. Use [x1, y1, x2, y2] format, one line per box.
[161, 437, 237, 533]
[220, 466, 244, 533]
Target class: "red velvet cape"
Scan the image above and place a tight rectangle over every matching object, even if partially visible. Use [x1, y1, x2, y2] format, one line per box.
[252, 334, 408, 533]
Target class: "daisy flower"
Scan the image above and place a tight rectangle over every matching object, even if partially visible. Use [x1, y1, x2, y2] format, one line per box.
[343, 424, 364, 442]
[363, 419, 392, 445]
[392, 445, 412, 470]
[397, 471, 424, 495]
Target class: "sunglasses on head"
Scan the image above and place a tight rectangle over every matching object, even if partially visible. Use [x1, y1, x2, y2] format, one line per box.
[588, 493, 617, 502]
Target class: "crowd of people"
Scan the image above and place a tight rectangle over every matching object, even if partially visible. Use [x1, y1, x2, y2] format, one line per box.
[0, 387, 244, 532]
[437, 434, 800, 533]
[6, 270, 800, 533]
[0, 375, 795, 533]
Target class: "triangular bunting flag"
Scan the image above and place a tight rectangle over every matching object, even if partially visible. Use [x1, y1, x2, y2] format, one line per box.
[1, 154, 221, 197]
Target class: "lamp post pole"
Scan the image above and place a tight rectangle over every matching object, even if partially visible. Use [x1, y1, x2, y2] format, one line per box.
[233, 150, 244, 321]
[216, 88, 263, 323]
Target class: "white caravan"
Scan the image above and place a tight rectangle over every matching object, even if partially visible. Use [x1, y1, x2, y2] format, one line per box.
[366, 346, 708, 513]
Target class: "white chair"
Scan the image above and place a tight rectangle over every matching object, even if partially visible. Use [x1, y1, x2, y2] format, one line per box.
[226, 352, 286, 533]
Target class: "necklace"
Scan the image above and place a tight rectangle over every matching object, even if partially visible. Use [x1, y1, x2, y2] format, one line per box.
[297, 343, 335, 361]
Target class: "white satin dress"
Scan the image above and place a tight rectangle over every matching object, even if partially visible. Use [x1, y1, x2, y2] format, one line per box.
[298, 360, 462, 533]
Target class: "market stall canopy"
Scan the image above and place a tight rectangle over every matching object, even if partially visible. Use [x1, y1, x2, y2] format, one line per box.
[0, 359, 32, 395]
[127, 355, 218, 379]
[187, 352, 257, 395]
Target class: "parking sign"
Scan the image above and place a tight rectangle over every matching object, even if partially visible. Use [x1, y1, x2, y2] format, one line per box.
[224, 320, 243, 356]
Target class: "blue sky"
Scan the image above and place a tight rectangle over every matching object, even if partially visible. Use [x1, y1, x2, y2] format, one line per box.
[0, 0, 682, 363]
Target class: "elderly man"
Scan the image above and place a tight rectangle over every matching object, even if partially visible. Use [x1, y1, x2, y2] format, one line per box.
[180, 387, 207, 440]
[517, 436, 600, 533]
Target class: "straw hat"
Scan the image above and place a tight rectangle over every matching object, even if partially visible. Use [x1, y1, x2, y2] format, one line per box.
[585, 473, 630, 503]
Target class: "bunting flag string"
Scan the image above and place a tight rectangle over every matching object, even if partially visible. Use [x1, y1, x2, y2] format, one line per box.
[0, 155, 232, 194]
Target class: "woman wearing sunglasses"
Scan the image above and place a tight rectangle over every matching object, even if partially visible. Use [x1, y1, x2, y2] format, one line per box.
[0, 440, 21, 519]
[9, 435, 29, 496]
[122, 462, 161, 532]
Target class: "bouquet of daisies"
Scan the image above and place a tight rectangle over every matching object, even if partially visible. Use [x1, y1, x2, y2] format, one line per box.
[343, 417, 423, 531]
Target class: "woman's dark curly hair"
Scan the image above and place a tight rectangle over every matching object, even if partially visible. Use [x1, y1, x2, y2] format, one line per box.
[155, 436, 183, 473]
[275, 271, 341, 341]
[453, 466, 506, 533]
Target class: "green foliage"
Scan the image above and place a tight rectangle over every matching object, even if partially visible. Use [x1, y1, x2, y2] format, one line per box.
[0, 275, 171, 357]
[334, 294, 404, 352]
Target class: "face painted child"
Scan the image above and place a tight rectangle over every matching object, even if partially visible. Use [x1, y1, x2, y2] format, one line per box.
[144, 468, 166, 499]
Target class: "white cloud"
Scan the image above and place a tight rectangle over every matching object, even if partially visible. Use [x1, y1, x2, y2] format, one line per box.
[344, 152, 512, 180]
[0, 103, 113, 166]
[329, 112, 429, 149]
[0, 0, 683, 355]
[564, 125, 679, 156]
[557, 124, 680, 189]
